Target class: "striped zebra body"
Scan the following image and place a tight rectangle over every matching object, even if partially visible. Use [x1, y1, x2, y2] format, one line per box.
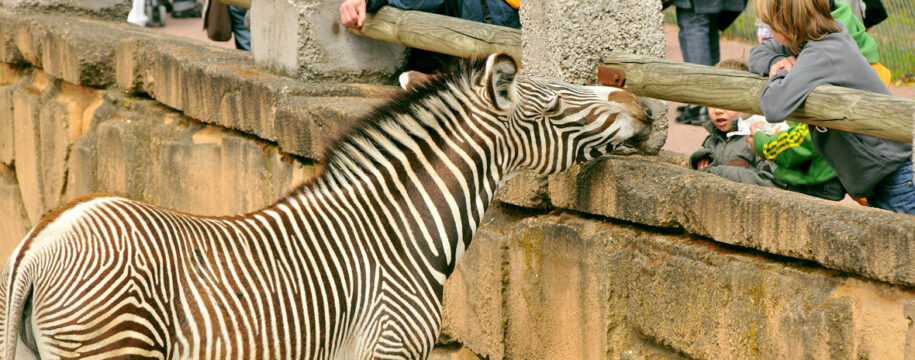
[0, 54, 651, 359]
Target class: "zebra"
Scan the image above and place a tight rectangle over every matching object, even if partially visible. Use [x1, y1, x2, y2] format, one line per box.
[0, 53, 651, 359]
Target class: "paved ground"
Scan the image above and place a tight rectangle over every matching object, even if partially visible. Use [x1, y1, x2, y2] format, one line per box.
[149, 17, 914, 156]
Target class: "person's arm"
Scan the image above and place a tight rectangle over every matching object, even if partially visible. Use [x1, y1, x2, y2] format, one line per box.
[705, 165, 779, 187]
[340, 0, 388, 29]
[752, 123, 819, 168]
[755, 45, 835, 123]
[748, 39, 792, 76]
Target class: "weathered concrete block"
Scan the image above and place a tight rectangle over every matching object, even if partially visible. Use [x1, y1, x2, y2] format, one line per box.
[493, 171, 550, 209]
[440, 228, 506, 360]
[485, 214, 912, 359]
[502, 219, 617, 360]
[250, 0, 406, 82]
[275, 96, 386, 159]
[39, 18, 121, 87]
[519, 0, 665, 84]
[159, 125, 227, 215]
[0, 83, 14, 165]
[65, 134, 96, 201]
[0, 10, 24, 63]
[0, 164, 30, 264]
[548, 155, 915, 288]
[1, 0, 129, 19]
[12, 83, 45, 225]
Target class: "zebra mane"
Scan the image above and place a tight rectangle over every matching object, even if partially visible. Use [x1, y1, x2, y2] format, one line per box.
[309, 59, 490, 186]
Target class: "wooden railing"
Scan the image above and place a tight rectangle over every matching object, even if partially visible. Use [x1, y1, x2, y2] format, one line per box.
[348, 6, 522, 61]
[598, 54, 914, 143]
[346, 7, 913, 143]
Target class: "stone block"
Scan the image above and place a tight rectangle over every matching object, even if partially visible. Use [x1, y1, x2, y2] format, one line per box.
[158, 125, 227, 215]
[501, 218, 617, 360]
[1, 0, 129, 19]
[250, 0, 406, 82]
[0, 84, 14, 165]
[440, 228, 507, 360]
[493, 171, 550, 209]
[519, 0, 665, 84]
[0, 165, 30, 264]
[548, 155, 915, 288]
[0, 10, 24, 63]
[39, 18, 122, 87]
[65, 134, 97, 201]
[488, 214, 913, 359]
[275, 96, 386, 160]
[12, 84, 45, 225]
[428, 345, 482, 360]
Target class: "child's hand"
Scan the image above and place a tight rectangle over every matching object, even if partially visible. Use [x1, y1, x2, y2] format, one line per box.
[697, 158, 711, 170]
[746, 123, 762, 156]
[769, 56, 797, 78]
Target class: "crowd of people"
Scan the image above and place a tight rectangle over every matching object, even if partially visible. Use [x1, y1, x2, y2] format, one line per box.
[687, 0, 913, 214]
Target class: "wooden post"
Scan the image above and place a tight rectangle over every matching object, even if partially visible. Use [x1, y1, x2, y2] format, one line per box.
[598, 53, 915, 143]
[348, 6, 522, 61]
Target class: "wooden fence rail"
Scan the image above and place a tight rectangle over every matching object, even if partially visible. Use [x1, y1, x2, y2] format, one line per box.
[348, 8, 913, 142]
[598, 53, 915, 143]
[348, 6, 522, 61]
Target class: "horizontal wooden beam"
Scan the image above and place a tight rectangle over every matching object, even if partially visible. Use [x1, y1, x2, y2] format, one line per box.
[598, 53, 914, 143]
[348, 6, 522, 61]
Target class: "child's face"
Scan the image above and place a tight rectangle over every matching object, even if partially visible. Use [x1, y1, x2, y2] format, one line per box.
[708, 107, 740, 132]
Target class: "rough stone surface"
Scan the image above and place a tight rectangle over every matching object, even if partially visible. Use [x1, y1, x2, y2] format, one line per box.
[1, 0, 129, 20]
[275, 96, 387, 160]
[0, 164, 30, 263]
[115, 36, 400, 159]
[251, 0, 406, 82]
[447, 212, 913, 359]
[0, 64, 17, 165]
[549, 155, 915, 288]
[519, 0, 665, 84]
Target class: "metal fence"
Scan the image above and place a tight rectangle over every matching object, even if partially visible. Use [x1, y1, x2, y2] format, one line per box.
[664, 0, 915, 83]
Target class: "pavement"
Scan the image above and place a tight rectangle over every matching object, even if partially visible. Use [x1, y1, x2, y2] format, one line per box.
[148, 17, 914, 156]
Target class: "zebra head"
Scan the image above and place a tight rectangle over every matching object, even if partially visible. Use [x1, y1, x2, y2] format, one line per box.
[476, 53, 652, 175]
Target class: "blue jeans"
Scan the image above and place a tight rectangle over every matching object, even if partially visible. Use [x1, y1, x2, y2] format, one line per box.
[676, 7, 719, 66]
[868, 159, 915, 214]
[227, 5, 250, 51]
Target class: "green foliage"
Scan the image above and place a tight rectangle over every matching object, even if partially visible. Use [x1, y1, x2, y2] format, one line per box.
[664, 0, 915, 79]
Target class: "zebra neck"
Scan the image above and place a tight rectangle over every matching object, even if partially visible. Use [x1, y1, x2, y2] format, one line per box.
[290, 105, 509, 283]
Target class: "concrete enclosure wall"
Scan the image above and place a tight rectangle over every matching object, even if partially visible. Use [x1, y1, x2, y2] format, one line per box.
[2, 5, 915, 360]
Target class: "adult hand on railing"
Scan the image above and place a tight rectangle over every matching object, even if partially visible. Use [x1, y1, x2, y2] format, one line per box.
[340, 0, 367, 29]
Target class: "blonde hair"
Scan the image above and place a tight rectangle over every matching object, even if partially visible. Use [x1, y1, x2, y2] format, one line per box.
[754, 0, 842, 54]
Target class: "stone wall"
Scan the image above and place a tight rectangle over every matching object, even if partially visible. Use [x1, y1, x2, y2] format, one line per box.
[3, 8, 915, 360]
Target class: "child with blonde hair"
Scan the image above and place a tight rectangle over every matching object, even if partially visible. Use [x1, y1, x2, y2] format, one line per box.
[749, 0, 914, 213]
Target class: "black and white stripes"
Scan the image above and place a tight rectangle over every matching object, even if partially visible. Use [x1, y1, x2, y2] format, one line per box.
[0, 53, 650, 360]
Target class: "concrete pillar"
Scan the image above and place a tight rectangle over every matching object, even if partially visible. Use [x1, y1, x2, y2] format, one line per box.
[250, 0, 406, 83]
[519, 1, 666, 84]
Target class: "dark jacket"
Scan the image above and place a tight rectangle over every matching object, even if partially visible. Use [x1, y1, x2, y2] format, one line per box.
[690, 120, 779, 187]
[366, 0, 520, 28]
[670, 0, 745, 14]
[748, 25, 912, 197]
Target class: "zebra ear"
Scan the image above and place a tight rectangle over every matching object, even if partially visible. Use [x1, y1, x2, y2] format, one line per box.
[482, 53, 518, 111]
